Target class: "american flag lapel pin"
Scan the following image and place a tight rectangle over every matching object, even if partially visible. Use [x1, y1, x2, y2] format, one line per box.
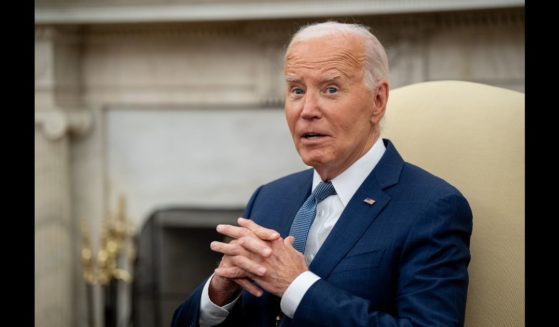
[363, 198, 376, 205]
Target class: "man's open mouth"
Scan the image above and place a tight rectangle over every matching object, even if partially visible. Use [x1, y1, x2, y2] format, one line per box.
[303, 132, 327, 139]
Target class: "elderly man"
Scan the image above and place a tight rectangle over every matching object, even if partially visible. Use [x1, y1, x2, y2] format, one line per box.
[172, 21, 472, 327]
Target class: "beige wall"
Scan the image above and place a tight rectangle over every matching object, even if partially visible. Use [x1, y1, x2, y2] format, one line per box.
[35, 6, 524, 327]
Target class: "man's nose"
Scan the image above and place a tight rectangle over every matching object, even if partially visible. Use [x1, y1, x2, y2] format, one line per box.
[301, 91, 321, 120]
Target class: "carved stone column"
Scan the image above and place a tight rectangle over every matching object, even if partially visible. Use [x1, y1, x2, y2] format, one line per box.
[35, 25, 91, 327]
[35, 116, 72, 327]
[35, 109, 91, 327]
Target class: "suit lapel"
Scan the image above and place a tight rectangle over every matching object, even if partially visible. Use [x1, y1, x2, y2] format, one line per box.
[308, 175, 390, 278]
[309, 139, 404, 279]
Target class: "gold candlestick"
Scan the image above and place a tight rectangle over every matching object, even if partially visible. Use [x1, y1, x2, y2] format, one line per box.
[80, 194, 137, 327]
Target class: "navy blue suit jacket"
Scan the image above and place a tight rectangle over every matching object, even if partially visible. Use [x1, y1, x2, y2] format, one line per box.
[172, 139, 472, 326]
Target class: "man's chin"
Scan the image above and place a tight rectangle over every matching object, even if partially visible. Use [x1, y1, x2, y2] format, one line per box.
[300, 156, 327, 170]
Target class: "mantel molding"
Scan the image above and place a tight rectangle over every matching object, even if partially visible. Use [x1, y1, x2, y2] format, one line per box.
[44, 8, 522, 43]
[35, 110, 92, 140]
[35, 0, 523, 24]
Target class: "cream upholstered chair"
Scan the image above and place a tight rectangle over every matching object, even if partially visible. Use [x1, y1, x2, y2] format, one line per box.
[383, 80, 524, 326]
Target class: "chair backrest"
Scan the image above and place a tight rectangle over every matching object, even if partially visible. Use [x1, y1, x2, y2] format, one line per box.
[383, 81, 524, 327]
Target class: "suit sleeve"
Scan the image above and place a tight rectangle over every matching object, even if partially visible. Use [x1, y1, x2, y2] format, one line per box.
[292, 191, 473, 327]
[171, 281, 206, 327]
[170, 186, 264, 327]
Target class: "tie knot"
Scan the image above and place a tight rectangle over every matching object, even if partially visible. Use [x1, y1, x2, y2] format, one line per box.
[312, 181, 336, 203]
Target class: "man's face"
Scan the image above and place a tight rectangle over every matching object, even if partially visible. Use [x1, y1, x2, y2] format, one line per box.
[284, 35, 387, 180]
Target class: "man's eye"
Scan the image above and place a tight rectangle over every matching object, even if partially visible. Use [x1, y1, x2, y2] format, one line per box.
[326, 87, 338, 94]
[292, 88, 305, 95]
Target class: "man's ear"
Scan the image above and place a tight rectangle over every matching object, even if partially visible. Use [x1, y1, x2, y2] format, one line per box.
[370, 81, 389, 124]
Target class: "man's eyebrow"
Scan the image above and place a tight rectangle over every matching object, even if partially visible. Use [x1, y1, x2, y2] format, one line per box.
[285, 76, 301, 83]
[321, 75, 342, 83]
[285, 75, 342, 83]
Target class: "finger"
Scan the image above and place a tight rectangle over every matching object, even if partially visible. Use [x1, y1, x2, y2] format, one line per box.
[214, 266, 248, 279]
[230, 255, 267, 277]
[216, 224, 250, 240]
[210, 241, 243, 256]
[284, 236, 300, 254]
[284, 236, 295, 246]
[283, 237, 306, 266]
[238, 218, 280, 241]
[235, 278, 263, 297]
[237, 236, 272, 257]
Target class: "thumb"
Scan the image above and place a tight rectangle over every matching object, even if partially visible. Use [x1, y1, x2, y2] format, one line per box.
[284, 236, 295, 247]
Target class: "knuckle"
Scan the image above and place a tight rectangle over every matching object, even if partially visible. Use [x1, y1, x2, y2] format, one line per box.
[234, 255, 247, 267]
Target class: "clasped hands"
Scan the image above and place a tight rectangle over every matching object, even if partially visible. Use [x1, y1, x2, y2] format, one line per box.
[208, 217, 308, 305]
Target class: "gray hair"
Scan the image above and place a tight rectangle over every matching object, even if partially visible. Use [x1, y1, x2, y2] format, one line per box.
[285, 21, 389, 90]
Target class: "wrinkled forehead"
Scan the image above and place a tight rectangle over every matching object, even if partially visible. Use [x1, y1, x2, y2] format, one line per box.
[284, 35, 366, 75]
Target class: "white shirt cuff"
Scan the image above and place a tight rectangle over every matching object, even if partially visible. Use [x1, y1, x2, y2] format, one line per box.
[280, 271, 321, 319]
[199, 274, 241, 327]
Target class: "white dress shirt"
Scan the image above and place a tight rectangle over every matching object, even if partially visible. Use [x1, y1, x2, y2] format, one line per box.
[200, 137, 386, 326]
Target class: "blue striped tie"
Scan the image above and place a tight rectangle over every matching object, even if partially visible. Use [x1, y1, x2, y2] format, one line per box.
[289, 181, 337, 253]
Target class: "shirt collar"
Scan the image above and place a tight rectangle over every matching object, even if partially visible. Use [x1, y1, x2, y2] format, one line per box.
[312, 137, 386, 207]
